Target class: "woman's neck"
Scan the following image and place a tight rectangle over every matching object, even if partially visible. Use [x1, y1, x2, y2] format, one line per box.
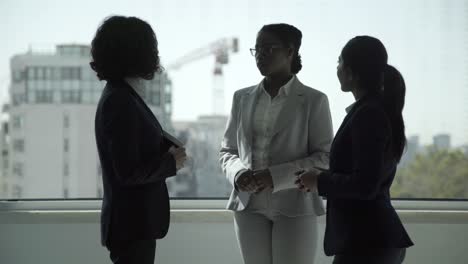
[264, 73, 293, 94]
[352, 87, 369, 101]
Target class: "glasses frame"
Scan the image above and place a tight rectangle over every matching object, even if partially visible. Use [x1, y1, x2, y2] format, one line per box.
[249, 45, 284, 56]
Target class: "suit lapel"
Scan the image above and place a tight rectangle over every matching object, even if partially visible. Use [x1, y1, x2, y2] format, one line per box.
[331, 98, 365, 147]
[240, 85, 260, 150]
[122, 80, 162, 130]
[333, 110, 353, 142]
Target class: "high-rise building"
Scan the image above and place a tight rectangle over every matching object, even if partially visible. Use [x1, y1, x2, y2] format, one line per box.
[2, 44, 173, 199]
[399, 135, 421, 168]
[172, 115, 230, 197]
[0, 113, 9, 197]
[433, 134, 451, 150]
[164, 129, 197, 197]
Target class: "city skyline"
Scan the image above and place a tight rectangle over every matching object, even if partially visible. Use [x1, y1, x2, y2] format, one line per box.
[1, 0, 468, 146]
[0, 44, 174, 199]
[0, 44, 466, 199]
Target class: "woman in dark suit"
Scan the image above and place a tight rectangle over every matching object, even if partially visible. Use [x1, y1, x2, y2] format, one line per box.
[296, 36, 413, 264]
[92, 16, 186, 264]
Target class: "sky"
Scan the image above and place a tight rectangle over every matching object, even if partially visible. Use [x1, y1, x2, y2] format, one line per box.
[0, 0, 467, 146]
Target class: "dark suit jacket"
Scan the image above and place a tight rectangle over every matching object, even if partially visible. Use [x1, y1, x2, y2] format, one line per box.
[95, 79, 176, 247]
[317, 93, 413, 256]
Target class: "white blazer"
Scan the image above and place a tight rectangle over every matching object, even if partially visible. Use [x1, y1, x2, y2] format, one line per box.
[220, 76, 334, 216]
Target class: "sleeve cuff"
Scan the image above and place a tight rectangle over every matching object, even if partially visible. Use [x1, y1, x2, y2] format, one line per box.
[233, 169, 248, 191]
[270, 162, 297, 193]
[226, 159, 249, 188]
[317, 171, 331, 197]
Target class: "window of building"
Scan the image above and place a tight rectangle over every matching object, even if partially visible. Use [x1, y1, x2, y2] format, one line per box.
[61, 90, 82, 103]
[11, 115, 23, 130]
[12, 139, 24, 152]
[43, 80, 51, 90]
[35, 90, 54, 103]
[61, 67, 81, 80]
[51, 67, 61, 80]
[26, 67, 35, 80]
[27, 80, 37, 90]
[63, 138, 69, 153]
[37, 80, 45, 90]
[63, 163, 69, 177]
[63, 114, 70, 128]
[37, 67, 45, 80]
[12, 94, 25, 106]
[61, 67, 72, 80]
[12, 70, 24, 83]
[45, 67, 52, 80]
[2, 122, 8, 135]
[12, 162, 24, 177]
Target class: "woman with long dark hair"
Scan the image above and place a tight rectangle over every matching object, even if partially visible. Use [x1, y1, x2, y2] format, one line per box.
[297, 36, 413, 264]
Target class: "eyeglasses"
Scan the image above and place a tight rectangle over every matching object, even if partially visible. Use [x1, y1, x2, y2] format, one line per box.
[249, 45, 284, 56]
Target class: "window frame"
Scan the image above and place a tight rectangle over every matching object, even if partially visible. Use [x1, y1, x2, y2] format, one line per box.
[0, 199, 468, 212]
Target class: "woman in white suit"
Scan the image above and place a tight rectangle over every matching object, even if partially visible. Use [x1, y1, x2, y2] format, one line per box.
[220, 23, 334, 264]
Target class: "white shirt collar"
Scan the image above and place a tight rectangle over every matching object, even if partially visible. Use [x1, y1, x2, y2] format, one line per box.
[259, 75, 296, 97]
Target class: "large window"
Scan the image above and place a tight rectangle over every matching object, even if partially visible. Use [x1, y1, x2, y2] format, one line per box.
[0, 0, 467, 200]
[61, 67, 81, 80]
[11, 115, 23, 130]
[12, 139, 25, 153]
[61, 90, 82, 103]
[34, 90, 54, 103]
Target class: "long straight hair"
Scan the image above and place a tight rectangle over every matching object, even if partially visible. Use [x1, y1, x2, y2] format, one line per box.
[341, 36, 406, 161]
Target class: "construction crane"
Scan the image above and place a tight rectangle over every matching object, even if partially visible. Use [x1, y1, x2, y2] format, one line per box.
[166, 37, 239, 115]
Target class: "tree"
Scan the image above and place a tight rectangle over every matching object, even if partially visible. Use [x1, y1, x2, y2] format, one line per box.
[391, 147, 468, 199]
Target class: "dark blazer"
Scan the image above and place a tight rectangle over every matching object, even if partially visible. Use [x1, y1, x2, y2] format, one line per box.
[95, 79, 176, 247]
[317, 93, 413, 256]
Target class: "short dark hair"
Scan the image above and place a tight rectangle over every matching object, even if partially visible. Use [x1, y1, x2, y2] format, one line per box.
[90, 16, 161, 81]
[260, 23, 303, 74]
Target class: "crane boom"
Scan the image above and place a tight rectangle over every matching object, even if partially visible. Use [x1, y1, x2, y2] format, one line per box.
[166, 37, 239, 115]
[166, 38, 238, 70]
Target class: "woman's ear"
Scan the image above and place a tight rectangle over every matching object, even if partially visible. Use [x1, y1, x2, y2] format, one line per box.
[288, 44, 295, 58]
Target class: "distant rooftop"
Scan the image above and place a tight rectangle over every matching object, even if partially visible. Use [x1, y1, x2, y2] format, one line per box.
[22, 44, 91, 57]
[56, 44, 90, 57]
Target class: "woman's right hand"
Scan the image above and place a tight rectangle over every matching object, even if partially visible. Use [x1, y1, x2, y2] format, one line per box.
[168, 146, 187, 171]
[235, 170, 265, 193]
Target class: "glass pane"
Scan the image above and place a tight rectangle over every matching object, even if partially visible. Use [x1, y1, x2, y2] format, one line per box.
[0, 0, 467, 200]
[82, 90, 91, 104]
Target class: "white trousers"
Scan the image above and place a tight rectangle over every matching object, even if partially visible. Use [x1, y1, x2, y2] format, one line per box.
[233, 193, 318, 264]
